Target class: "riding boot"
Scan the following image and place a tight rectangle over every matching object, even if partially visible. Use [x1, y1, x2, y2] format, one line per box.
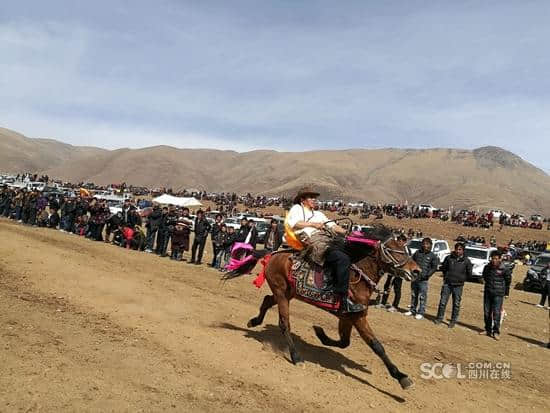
[338, 293, 365, 314]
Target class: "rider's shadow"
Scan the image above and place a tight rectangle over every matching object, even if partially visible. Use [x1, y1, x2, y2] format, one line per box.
[216, 322, 406, 403]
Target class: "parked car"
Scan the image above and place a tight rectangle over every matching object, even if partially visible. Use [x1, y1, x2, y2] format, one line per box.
[351, 224, 373, 235]
[523, 253, 550, 293]
[407, 238, 451, 266]
[419, 203, 437, 213]
[464, 245, 498, 282]
[223, 217, 241, 230]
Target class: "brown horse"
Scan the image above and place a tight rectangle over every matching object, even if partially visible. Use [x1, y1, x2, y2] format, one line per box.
[226, 226, 421, 389]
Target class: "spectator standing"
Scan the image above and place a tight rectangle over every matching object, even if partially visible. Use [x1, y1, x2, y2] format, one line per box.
[246, 221, 259, 249]
[235, 218, 250, 243]
[170, 218, 191, 261]
[537, 263, 550, 308]
[213, 224, 228, 269]
[209, 214, 224, 267]
[221, 226, 237, 272]
[434, 242, 472, 327]
[189, 210, 211, 265]
[145, 204, 162, 252]
[155, 207, 169, 256]
[405, 238, 438, 320]
[264, 219, 282, 252]
[480, 250, 512, 340]
[161, 207, 178, 257]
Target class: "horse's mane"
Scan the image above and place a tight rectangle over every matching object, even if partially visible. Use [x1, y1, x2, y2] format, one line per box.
[330, 225, 394, 264]
[360, 224, 393, 242]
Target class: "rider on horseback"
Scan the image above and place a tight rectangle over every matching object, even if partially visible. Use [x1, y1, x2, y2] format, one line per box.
[287, 187, 365, 313]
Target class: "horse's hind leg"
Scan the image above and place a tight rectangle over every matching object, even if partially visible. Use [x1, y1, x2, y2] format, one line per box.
[277, 296, 303, 365]
[354, 315, 413, 389]
[313, 318, 352, 348]
[247, 295, 275, 328]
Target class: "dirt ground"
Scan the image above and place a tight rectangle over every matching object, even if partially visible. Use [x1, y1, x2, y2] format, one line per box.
[1, 218, 549, 412]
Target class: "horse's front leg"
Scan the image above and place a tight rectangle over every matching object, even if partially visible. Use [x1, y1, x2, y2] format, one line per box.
[354, 315, 413, 389]
[276, 296, 303, 365]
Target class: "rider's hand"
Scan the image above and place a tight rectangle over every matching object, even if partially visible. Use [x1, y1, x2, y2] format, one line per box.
[312, 222, 323, 229]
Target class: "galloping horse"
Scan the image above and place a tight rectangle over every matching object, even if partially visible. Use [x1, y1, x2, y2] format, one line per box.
[224, 225, 421, 389]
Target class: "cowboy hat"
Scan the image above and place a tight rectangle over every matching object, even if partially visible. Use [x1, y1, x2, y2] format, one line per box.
[293, 186, 320, 204]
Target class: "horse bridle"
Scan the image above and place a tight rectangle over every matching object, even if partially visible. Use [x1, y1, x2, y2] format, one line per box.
[379, 237, 410, 269]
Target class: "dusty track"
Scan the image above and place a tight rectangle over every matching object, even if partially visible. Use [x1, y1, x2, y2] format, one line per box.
[0, 219, 549, 412]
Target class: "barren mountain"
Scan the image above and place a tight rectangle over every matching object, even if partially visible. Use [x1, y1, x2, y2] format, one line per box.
[0, 127, 107, 172]
[1, 127, 549, 214]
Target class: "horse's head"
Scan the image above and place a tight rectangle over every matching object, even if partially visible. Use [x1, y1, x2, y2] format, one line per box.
[378, 237, 421, 282]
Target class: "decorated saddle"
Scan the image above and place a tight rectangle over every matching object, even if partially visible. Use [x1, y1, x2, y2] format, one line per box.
[288, 255, 341, 312]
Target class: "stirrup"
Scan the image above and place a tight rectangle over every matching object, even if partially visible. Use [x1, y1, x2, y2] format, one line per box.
[339, 296, 365, 313]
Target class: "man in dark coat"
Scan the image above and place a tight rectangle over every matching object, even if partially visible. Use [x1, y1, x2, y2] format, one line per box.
[61, 198, 76, 232]
[235, 218, 250, 243]
[209, 214, 224, 267]
[405, 238, 439, 320]
[481, 250, 512, 340]
[246, 221, 259, 249]
[189, 210, 211, 265]
[155, 207, 169, 255]
[145, 204, 162, 252]
[435, 242, 473, 327]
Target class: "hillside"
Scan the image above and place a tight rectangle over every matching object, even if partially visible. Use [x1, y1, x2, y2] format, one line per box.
[0, 127, 108, 173]
[1, 127, 549, 214]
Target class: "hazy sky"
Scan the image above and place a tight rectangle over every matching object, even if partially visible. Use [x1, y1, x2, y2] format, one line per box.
[1, 1, 549, 170]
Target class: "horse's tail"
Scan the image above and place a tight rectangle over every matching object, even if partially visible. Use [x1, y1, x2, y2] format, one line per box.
[222, 249, 271, 282]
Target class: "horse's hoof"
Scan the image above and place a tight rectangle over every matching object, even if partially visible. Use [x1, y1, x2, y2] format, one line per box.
[247, 318, 257, 328]
[399, 376, 414, 390]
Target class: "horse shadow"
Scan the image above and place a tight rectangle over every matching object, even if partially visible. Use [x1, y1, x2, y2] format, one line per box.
[411, 312, 485, 333]
[517, 300, 540, 307]
[216, 322, 406, 403]
[508, 333, 548, 348]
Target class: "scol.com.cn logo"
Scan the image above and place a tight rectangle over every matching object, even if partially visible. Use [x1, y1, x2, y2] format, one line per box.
[420, 361, 511, 380]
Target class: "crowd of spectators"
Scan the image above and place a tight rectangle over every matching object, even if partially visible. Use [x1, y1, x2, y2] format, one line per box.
[0, 183, 286, 274]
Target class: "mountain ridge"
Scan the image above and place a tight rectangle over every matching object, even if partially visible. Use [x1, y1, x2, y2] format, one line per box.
[1, 127, 549, 214]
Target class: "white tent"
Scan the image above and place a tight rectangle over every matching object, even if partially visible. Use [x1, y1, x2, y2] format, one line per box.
[152, 194, 202, 207]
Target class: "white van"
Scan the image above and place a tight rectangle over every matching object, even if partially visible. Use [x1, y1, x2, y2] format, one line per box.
[464, 245, 497, 281]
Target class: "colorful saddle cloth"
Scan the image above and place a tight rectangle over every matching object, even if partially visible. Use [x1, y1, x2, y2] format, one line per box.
[289, 255, 341, 312]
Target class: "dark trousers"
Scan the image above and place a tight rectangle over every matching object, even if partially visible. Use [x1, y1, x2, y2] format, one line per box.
[410, 280, 429, 315]
[93, 223, 104, 241]
[484, 290, 504, 335]
[539, 282, 550, 306]
[211, 243, 220, 266]
[146, 227, 158, 250]
[324, 247, 351, 295]
[15, 206, 22, 220]
[191, 236, 207, 263]
[64, 216, 75, 232]
[436, 284, 463, 322]
[156, 231, 169, 255]
[22, 208, 29, 223]
[30, 209, 37, 225]
[381, 276, 402, 307]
